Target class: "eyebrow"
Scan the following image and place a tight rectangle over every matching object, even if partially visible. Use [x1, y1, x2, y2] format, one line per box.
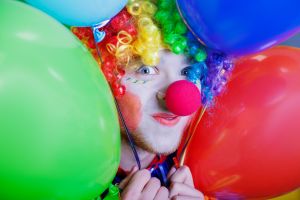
[125, 58, 143, 72]
[185, 57, 193, 65]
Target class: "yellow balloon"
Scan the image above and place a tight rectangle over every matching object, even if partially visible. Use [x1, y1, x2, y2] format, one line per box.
[270, 189, 300, 200]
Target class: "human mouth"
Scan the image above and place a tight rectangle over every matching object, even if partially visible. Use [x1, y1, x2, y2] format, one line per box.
[152, 113, 181, 126]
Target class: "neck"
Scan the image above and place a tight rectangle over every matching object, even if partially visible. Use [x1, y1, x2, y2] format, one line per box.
[119, 138, 156, 171]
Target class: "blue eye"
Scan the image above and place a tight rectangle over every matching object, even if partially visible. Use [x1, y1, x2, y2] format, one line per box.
[136, 65, 158, 75]
[181, 66, 192, 76]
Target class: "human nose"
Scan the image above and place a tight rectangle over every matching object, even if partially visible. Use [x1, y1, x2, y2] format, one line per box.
[156, 80, 202, 115]
[155, 70, 185, 110]
[165, 80, 202, 116]
[156, 90, 168, 110]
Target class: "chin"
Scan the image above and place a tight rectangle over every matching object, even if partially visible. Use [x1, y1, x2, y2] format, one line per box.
[134, 133, 181, 155]
[132, 117, 190, 154]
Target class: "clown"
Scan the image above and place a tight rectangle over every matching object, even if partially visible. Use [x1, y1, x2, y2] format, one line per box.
[116, 50, 204, 199]
[72, 0, 233, 199]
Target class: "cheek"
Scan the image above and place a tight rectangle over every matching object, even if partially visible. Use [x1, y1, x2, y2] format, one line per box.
[117, 91, 142, 132]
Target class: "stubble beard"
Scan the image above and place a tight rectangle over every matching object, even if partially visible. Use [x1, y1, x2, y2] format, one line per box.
[120, 129, 180, 155]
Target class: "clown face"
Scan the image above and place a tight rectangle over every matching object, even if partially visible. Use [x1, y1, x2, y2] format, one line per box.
[118, 50, 194, 154]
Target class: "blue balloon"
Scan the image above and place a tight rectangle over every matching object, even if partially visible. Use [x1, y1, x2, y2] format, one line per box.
[25, 0, 128, 27]
[177, 0, 300, 55]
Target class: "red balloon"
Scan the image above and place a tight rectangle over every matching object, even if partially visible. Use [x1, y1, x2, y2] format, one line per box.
[184, 46, 300, 199]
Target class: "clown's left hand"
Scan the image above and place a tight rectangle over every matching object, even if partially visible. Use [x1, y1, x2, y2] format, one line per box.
[168, 166, 204, 200]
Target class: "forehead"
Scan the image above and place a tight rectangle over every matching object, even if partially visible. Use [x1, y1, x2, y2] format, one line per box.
[158, 50, 189, 69]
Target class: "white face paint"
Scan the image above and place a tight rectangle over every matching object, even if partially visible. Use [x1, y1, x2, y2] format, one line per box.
[118, 50, 193, 154]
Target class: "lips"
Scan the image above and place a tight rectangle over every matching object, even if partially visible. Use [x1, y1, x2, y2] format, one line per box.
[152, 112, 181, 126]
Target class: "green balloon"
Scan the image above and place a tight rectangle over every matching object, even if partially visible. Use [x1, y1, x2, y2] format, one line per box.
[0, 1, 120, 199]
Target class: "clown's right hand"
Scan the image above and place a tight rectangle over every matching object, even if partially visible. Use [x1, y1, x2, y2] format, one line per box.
[119, 166, 169, 200]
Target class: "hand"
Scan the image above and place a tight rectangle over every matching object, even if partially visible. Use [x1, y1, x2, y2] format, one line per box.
[168, 166, 204, 200]
[119, 167, 169, 200]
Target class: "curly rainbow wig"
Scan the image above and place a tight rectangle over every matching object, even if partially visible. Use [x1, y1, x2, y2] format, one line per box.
[72, 0, 233, 105]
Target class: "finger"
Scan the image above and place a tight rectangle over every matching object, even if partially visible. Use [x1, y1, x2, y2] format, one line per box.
[122, 169, 151, 198]
[169, 182, 203, 199]
[167, 167, 177, 179]
[154, 186, 170, 200]
[119, 166, 138, 189]
[141, 177, 161, 200]
[172, 196, 204, 200]
[170, 166, 194, 187]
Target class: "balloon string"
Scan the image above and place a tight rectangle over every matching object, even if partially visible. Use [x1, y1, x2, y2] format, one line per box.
[92, 29, 141, 170]
[114, 97, 142, 170]
[93, 29, 104, 64]
[180, 106, 207, 166]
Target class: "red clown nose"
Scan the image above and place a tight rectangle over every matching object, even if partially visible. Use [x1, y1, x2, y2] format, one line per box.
[165, 80, 202, 116]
